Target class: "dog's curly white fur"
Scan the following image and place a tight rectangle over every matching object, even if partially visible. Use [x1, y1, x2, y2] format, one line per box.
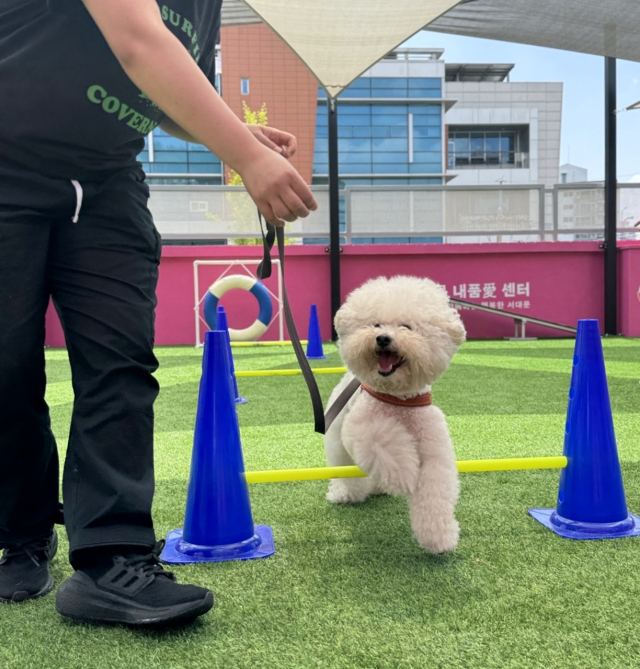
[324, 275, 466, 554]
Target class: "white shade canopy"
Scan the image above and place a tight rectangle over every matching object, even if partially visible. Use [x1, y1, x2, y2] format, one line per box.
[221, 0, 640, 97]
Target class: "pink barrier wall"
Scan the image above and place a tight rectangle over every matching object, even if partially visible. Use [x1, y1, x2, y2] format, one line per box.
[45, 241, 639, 347]
[619, 242, 640, 337]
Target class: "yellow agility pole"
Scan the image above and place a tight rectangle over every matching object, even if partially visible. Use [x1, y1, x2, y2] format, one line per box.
[244, 457, 567, 484]
[236, 367, 346, 377]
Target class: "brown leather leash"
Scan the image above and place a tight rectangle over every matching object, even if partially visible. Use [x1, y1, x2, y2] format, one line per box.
[257, 214, 364, 435]
[257, 215, 328, 434]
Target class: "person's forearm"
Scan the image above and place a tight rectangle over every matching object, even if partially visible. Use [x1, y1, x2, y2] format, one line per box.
[81, 0, 263, 174]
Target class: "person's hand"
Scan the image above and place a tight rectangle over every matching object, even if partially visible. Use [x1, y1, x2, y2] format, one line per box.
[238, 146, 317, 227]
[245, 124, 297, 158]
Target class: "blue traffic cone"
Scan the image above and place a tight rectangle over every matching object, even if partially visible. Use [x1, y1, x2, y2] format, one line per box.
[306, 304, 327, 360]
[217, 305, 248, 405]
[161, 330, 274, 563]
[529, 319, 640, 539]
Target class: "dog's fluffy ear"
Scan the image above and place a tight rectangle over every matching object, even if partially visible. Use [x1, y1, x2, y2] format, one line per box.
[441, 308, 466, 347]
[334, 304, 353, 338]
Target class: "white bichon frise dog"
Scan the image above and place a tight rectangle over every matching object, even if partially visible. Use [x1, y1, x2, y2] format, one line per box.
[324, 275, 466, 554]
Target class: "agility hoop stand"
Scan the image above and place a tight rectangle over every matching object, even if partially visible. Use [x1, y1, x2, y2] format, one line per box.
[193, 259, 284, 348]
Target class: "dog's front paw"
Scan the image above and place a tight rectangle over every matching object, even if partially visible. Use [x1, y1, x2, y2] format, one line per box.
[414, 518, 459, 554]
[326, 480, 370, 504]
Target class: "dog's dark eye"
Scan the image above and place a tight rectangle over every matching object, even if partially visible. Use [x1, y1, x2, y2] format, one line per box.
[374, 324, 381, 328]
[400, 324, 412, 330]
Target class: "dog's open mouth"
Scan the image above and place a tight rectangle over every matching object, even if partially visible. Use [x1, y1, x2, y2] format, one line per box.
[377, 351, 405, 377]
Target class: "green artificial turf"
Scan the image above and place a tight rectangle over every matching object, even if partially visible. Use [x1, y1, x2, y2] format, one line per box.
[2, 338, 640, 669]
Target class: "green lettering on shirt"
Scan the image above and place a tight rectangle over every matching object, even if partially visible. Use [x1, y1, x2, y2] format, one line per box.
[102, 96, 120, 114]
[117, 103, 136, 122]
[127, 112, 143, 130]
[87, 85, 107, 104]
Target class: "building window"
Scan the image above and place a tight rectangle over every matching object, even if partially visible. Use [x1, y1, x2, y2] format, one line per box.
[241, 78, 250, 95]
[447, 126, 529, 169]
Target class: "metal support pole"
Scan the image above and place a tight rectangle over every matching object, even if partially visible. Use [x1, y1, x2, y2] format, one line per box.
[327, 98, 341, 340]
[604, 57, 618, 335]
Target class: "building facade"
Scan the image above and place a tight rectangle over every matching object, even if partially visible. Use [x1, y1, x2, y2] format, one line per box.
[142, 24, 564, 243]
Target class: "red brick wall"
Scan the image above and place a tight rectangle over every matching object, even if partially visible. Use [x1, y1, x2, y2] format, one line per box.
[220, 24, 318, 184]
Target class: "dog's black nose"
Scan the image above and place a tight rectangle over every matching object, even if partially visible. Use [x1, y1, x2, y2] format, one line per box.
[376, 334, 392, 348]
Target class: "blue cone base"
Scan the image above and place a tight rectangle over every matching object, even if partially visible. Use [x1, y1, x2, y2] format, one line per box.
[306, 355, 327, 360]
[160, 525, 275, 564]
[235, 396, 248, 405]
[529, 508, 640, 540]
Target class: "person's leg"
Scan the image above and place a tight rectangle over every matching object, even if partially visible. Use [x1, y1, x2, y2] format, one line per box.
[51, 169, 212, 625]
[0, 204, 60, 601]
[49, 170, 160, 560]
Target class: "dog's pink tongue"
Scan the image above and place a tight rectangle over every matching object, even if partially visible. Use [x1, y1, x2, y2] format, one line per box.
[378, 352, 400, 372]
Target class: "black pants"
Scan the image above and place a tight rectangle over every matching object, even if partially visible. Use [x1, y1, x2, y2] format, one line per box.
[0, 164, 161, 562]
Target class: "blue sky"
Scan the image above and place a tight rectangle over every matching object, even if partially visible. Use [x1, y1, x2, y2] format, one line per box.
[404, 30, 640, 182]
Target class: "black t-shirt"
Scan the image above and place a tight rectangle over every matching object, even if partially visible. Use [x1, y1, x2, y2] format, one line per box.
[0, 0, 221, 180]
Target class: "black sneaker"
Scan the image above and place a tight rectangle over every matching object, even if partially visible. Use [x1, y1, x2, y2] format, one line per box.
[56, 541, 213, 626]
[0, 529, 58, 603]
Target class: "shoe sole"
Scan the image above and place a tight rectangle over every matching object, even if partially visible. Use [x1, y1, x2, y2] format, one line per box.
[56, 577, 214, 627]
[0, 530, 58, 604]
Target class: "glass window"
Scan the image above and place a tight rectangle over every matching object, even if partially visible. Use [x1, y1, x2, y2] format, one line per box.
[147, 163, 188, 173]
[413, 151, 441, 164]
[187, 152, 219, 164]
[372, 104, 408, 115]
[341, 153, 373, 164]
[353, 126, 373, 138]
[372, 114, 407, 126]
[337, 126, 354, 138]
[339, 114, 371, 127]
[413, 126, 441, 138]
[347, 78, 371, 90]
[369, 163, 406, 174]
[153, 150, 188, 163]
[153, 136, 187, 150]
[341, 88, 370, 98]
[372, 127, 391, 138]
[340, 164, 373, 174]
[372, 152, 407, 164]
[188, 163, 221, 174]
[370, 78, 408, 89]
[448, 128, 524, 167]
[316, 126, 328, 138]
[389, 126, 408, 138]
[408, 78, 441, 90]
[338, 104, 371, 115]
[372, 138, 408, 151]
[409, 163, 441, 174]
[412, 114, 441, 127]
[414, 138, 441, 152]
[241, 78, 250, 95]
[339, 138, 372, 152]
[371, 89, 407, 99]
[408, 89, 441, 99]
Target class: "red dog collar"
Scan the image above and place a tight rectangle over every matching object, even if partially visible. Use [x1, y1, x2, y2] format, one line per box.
[361, 384, 432, 407]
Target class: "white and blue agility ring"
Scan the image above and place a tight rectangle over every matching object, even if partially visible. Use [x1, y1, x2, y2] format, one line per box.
[203, 274, 273, 342]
